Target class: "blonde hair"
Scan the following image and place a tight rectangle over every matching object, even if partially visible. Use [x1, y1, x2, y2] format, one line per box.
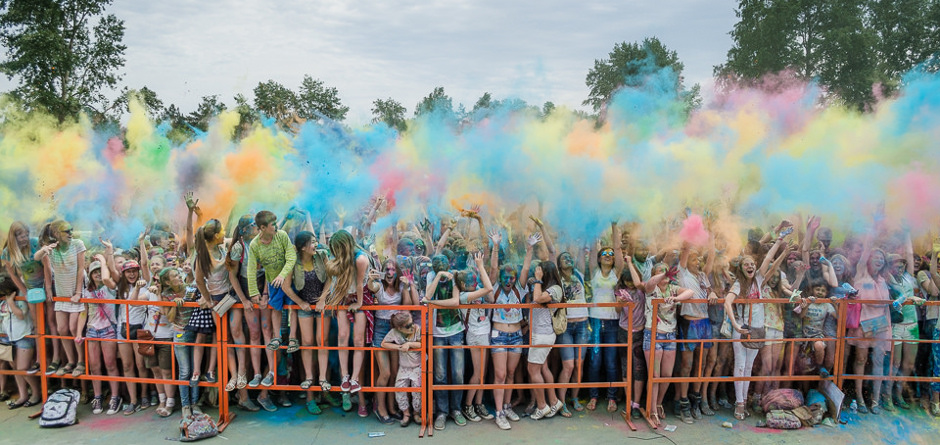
[3, 221, 30, 270]
[324, 230, 357, 306]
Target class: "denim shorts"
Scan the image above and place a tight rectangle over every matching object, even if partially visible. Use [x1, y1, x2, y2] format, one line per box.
[643, 329, 677, 351]
[86, 324, 117, 340]
[14, 337, 35, 349]
[373, 318, 392, 348]
[491, 329, 523, 354]
[679, 318, 713, 351]
[298, 309, 317, 318]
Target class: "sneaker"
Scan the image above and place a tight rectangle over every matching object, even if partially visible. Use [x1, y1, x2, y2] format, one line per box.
[717, 397, 733, 410]
[857, 400, 869, 414]
[123, 402, 141, 416]
[870, 402, 881, 415]
[258, 397, 277, 412]
[341, 393, 352, 412]
[323, 392, 342, 408]
[340, 375, 351, 392]
[547, 399, 563, 418]
[358, 403, 368, 418]
[349, 379, 361, 394]
[881, 396, 896, 412]
[248, 374, 263, 388]
[673, 399, 682, 416]
[475, 404, 494, 420]
[504, 406, 520, 422]
[277, 393, 292, 407]
[92, 396, 104, 414]
[26, 363, 40, 375]
[451, 409, 467, 426]
[107, 396, 122, 415]
[237, 398, 260, 412]
[495, 412, 511, 430]
[260, 372, 275, 387]
[463, 405, 481, 422]
[434, 413, 447, 431]
[679, 399, 694, 424]
[895, 394, 911, 410]
[150, 393, 159, 407]
[205, 373, 217, 384]
[139, 396, 150, 410]
[530, 405, 551, 420]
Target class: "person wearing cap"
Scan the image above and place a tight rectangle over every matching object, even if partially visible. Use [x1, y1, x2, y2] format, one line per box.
[114, 255, 155, 415]
[75, 253, 122, 415]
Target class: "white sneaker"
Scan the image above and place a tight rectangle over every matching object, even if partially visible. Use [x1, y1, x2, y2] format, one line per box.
[495, 412, 511, 430]
[504, 406, 520, 422]
[530, 405, 551, 420]
[546, 399, 563, 418]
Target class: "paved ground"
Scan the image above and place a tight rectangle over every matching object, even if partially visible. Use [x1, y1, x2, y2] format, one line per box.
[1, 395, 938, 444]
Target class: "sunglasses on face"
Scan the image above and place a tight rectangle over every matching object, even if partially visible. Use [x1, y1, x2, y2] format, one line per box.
[63, 228, 73, 235]
[600, 250, 615, 257]
[402, 323, 414, 330]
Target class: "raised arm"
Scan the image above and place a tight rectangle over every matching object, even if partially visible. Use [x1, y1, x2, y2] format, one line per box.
[183, 192, 199, 257]
[519, 233, 539, 286]
[612, 222, 625, 276]
[758, 236, 786, 278]
[854, 233, 875, 283]
[488, 230, 502, 281]
[531, 216, 556, 259]
[904, 232, 915, 276]
[703, 237, 716, 276]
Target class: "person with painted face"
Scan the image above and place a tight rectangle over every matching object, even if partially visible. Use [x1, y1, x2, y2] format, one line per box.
[423, 251, 494, 423]
[587, 222, 626, 413]
[2, 221, 53, 373]
[370, 256, 418, 423]
[247, 210, 297, 409]
[482, 233, 534, 430]
[424, 252, 467, 430]
[555, 248, 590, 417]
[35, 220, 86, 378]
[887, 234, 924, 411]
[724, 230, 786, 420]
[845, 233, 893, 415]
[75, 253, 122, 415]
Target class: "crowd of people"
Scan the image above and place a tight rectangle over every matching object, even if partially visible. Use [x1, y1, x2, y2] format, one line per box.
[1, 195, 939, 433]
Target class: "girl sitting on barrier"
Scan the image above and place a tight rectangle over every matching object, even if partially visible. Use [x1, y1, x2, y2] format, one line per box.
[35, 220, 86, 378]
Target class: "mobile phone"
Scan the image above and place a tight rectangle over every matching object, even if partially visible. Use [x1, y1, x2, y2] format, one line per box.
[780, 227, 794, 237]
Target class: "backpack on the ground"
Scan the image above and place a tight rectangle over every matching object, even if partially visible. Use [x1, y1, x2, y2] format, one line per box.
[761, 388, 804, 411]
[179, 412, 218, 442]
[39, 389, 80, 428]
[763, 409, 803, 429]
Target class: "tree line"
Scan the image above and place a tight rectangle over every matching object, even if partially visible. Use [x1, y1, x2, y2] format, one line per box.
[1, 0, 938, 134]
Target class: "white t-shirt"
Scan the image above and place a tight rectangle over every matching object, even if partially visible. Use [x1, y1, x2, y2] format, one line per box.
[50, 239, 86, 297]
[531, 285, 562, 336]
[376, 285, 403, 320]
[590, 269, 618, 320]
[678, 266, 710, 319]
[147, 292, 173, 338]
[84, 286, 117, 330]
[729, 274, 766, 328]
[0, 300, 34, 341]
[460, 291, 491, 336]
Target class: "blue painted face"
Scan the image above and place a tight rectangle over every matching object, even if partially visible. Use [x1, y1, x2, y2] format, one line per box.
[500, 270, 517, 289]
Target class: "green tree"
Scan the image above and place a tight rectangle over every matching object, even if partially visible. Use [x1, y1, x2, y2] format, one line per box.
[541, 101, 555, 117]
[584, 37, 701, 114]
[869, 0, 939, 93]
[371, 97, 406, 132]
[252, 79, 296, 124]
[414, 86, 453, 117]
[0, 0, 126, 123]
[186, 95, 225, 132]
[714, 0, 798, 79]
[296, 75, 348, 121]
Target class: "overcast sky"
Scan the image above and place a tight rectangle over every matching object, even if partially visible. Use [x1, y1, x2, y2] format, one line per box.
[15, 0, 742, 124]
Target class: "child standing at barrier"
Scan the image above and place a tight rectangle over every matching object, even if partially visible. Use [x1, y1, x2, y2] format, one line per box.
[795, 283, 837, 377]
[0, 273, 41, 409]
[3, 221, 54, 370]
[382, 311, 422, 428]
[192, 219, 231, 385]
[76, 255, 123, 415]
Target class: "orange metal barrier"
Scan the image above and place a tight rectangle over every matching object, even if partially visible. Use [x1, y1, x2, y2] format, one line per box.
[423, 301, 638, 435]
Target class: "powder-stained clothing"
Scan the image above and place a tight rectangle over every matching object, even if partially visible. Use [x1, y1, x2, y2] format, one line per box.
[1, 238, 45, 289]
[794, 302, 836, 339]
[246, 230, 296, 298]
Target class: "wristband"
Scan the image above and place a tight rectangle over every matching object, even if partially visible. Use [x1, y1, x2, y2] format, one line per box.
[532, 280, 542, 285]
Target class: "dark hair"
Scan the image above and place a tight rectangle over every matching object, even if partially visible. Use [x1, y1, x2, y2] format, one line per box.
[539, 261, 562, 290]
[226, 215, 255, 271]
[383, 258, 403, 293]
[195, 219, 224, 279]
[0, 273, 18, 298]
[294, 230, 315, 256]
[255, 210, 277, 228]
[596, 246, 615, 267]
[616, 268, 636, 291]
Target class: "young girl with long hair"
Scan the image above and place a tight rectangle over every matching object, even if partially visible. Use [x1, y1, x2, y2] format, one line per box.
[191, 219, 231, 385]
[2, 222, 54, 372]
[35, 220, 86, 378]
[371, 257, 419, 423]
[0, 274, 41, 409]
[225, 215, 266, 410]
[586, 223, 625, 413]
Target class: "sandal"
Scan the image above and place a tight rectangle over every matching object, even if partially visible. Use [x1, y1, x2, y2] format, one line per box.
[319, 380, 332, 391]
[572, 398, 584, 412]
[607, 399, 617, 413]
[586, 398, 598, 411]
[656, 404, 666, 421]
[734, 402, 747, 420]
[306, 400, 322, 415]
[559, 404, 572, 418]
[57, 362, 76, 377]
[401, 413, 412, 427]
[286, 338, 300, 353]
[71, 362, 85, 378]
[236, 374, 248, 389]
[266, 338, 282, 350]
[46, 361, 61, 375]
[300, 379, 314, 390]
[225, 376, 238, 392]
